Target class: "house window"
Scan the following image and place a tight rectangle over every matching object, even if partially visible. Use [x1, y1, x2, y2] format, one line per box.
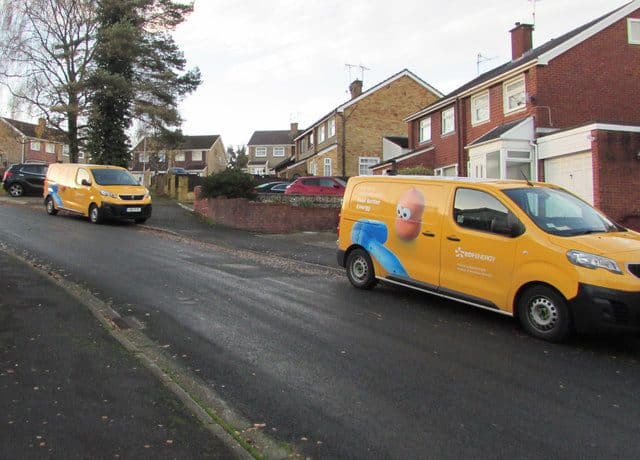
[175, 152, 185, 161]
[504, 77, 526, 113]
[328, 118, 336, 137]
[471, 91, 490, 125]
[310, 161, 317, 176]
[45, 143, 55, 154]
[31, 141, 41, 151]
[273, 146, 285, 157]
[255, 147, 266, 157]
[435, 164, 458, 176]
[309, 133, 314, 146]
[441, 108, 455, 135]
[629, 18, 640, 44]
[506, 150, 532, 180]
[324, 157, 332, 176]
[318, 125, 325, 143]
[419, 117, 431, 143]
[359, 157, 379, 176]
[158, 152, 166, 162]
[62, 145, 69, 157]
[192, 151, 203, 161]
[300, 138, 306, 152]
[139, 152, 149, 163]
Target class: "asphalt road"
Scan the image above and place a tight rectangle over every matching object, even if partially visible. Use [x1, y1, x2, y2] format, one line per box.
[2, 201, 640, 459]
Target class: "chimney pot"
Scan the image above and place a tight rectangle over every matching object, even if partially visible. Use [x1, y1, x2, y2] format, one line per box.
[510, 22, 534, 61]
[349, 80, 363, 99]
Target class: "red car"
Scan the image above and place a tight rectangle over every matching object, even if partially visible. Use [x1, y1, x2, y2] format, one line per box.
[284, 176, 346, 196]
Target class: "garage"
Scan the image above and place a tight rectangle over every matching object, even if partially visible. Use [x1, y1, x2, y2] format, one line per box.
[543, 152, 594, 204]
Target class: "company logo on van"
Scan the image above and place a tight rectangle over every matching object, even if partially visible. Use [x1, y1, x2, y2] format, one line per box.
[455, 247, 496, 263]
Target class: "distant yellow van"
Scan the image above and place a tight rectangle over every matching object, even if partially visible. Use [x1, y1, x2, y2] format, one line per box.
[337, 176, 640, 341]
[44, 163, 152, 224]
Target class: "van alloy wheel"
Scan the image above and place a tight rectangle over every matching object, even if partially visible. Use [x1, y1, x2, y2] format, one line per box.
[518, 285, 571, 342]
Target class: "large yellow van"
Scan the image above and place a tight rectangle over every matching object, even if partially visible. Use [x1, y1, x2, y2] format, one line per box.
[337, 176, 640, 341]
[44, 163, 152, 224]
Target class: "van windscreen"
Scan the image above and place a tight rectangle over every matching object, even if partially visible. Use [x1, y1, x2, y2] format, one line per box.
[503, 187, 624, 236]
[92, 169, 139, 186]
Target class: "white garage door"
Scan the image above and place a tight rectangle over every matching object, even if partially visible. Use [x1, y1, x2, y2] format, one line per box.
[544, 152, 594, 204]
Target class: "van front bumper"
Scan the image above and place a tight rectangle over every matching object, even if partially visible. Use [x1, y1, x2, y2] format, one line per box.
[569, 283, 640, 334]
[101, 203, 152, 220]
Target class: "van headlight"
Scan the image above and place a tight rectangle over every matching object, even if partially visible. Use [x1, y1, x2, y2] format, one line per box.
[566, 250, 622, 274]
[100, 189, 118, 199]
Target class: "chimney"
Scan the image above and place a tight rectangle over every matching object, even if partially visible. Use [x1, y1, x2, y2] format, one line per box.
[349, 80, 363, 99]
[289, 122, 298, 140]
[510, 22, 534, 60]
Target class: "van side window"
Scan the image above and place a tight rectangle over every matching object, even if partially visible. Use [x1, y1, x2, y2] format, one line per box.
[453, 188, 515, 235]
[76, 168, 91, 185]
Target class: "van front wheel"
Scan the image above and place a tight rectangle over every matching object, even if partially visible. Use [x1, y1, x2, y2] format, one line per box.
[89, 204, 103, 224]
[346, 248, 377, 290]
[518, 285, 571, 342]
[45, 197, 58, 215]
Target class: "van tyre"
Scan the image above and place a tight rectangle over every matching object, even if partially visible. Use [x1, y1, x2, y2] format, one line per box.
[346, 248, 377, 290]
[89, 204, 103, 224]
[45, 197, 58, 215]
[518, 285, 571, 342]
[8, 183, 24, 197]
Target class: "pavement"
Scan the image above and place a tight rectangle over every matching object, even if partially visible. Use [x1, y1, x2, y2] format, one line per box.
[0, 193, 339, 459]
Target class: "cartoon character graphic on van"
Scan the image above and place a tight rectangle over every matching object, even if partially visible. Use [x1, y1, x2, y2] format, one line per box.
[395, 187, 425, 241]
[352, 219, 408, 276]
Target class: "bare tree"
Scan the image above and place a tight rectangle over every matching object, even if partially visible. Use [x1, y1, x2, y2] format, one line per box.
[0, 0, 97, 161]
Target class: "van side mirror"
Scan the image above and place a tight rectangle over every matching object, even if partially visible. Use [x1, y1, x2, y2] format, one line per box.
[81, 179, 91, 186]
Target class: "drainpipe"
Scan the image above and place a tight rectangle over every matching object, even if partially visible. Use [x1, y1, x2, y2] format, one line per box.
[455, 97, 465, 176]
[21, 137, 26, 163]
[338, 109, 346, 177]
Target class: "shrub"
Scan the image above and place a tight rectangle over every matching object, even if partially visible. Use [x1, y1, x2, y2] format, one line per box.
[397, 166, 433, 176]
[199, 169, 257, 199]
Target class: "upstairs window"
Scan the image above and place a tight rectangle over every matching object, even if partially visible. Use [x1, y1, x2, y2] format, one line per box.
[328, 118, 336, 137]
[273, 146, 285, 157]
[504, 77, 526, 113]
[45, 143, 55, 154]
[318, 125, 325, 143]
[309, 133, 314, 147]
[139, 152, 149, 162]
[175, 152, 185, 161]
[419, 117, 431, 143]
[31, 141, 41, 151]
[471, 91, 490, 125]
[255, 147, 267, 157]
[629, 18, 640, 44]
[62, 145, 69, 156]
[441, 107, 455, 135]
[192, 151, 203, 161]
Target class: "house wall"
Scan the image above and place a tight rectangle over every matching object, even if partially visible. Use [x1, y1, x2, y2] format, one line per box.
[536, 10, 640, 129]
[305, 146, 339, 177]
[0, 124, 21, 166]
[207, 138, 227, 174]
[342, 75, 440, 177]
[591, 129, 640, 230]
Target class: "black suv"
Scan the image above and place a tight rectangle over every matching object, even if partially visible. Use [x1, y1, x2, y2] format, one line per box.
[2, 163, 48, 197]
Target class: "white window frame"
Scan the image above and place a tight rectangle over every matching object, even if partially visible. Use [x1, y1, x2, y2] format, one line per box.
[309, 133, 314, 146]
[441, 108, 455, 135]
[255, 147, 267, 157]
[419, 117, 431, 143]
[471, 91, 490, 125]
[31, 141, 41, 151]
[323, 157, 332, 176]
[434, 164, 458, 177]
[175, 152, 185, 161]
[328, 118, 336, 138]
[139, 152, 149, 163]
[273, 146, 285, 157]
[45, 143, 55, 154]
[309, 161, 317, 176]
[629, 18, 640, 44]
[62, 145, 69, 157]
[358, 157, 379, 176]
[318, 125, 325, 143]
[192, 150, 203, 161]
[503, 76, 526, 114]
[158, 152, 166, 162]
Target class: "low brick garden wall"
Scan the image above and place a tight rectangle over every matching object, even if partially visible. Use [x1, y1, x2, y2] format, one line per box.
[193, 186, 341, 233]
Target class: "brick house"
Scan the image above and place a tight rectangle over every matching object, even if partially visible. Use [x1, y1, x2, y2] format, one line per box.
[131, 135, 227, 177]
[246, 123, 299, 175]
[0, 117, 73, 169]
[275, 69, 442, 179]
[382, 1, 640, 226]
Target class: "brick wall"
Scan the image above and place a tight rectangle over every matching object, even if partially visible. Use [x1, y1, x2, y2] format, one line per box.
[193, 186, 340, 233]
[592, 130, 640, 231]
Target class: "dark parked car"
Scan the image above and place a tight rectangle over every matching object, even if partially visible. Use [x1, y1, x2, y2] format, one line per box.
[2, 163, 48, 197]
[167, 167, 190, 175]
[284, 176, 346, 196]
[254, 181, 289, 193]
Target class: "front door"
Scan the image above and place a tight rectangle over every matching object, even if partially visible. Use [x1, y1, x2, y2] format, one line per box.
[439, 187, 520, 311]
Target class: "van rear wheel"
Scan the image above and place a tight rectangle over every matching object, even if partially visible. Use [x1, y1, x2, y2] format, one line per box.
[346, 248, 377, 290]
[89, 204, 103, 224]
[518, 285, 571, 342]
[45, 197, 58, 215]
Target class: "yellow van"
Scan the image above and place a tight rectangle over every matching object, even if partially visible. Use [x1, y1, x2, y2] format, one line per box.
[337, 176, 640, 341]
[44, 163, 152, 224]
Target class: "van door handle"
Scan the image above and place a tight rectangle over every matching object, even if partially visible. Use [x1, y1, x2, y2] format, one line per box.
[447, 235, 461, 241]
[421, 231, 435, 237]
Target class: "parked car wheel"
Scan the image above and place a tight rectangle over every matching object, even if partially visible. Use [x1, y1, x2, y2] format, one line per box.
[346, 248, 377, 290]
[45, 197, 58, 216]
[8, 183, 24, 197]
[518, 285, 572, 342]
[89, 204, 103, 224]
